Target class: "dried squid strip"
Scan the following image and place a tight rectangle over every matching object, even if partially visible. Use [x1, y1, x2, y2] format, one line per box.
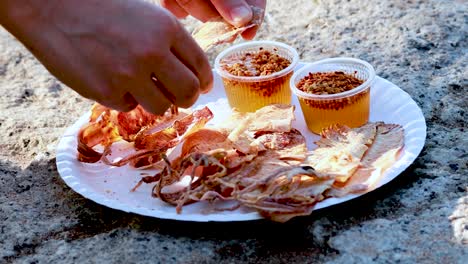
[151, 152, 228, 213]
[253, 128, 307, 161]
[77, 103, 174, 163]
[101, 149, 158, 167]
[234, 165, 334, 223]
[193, 6, 265, 51]
[134, 107, 213, 151]
[101, 107, 213, 168]
[306, 123, 377, 182]
[77, 108, 121, 163]
[327, 123, 404, 197]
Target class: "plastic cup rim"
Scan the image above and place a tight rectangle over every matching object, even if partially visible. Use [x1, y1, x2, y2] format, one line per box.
[290, 57, 376, 100]
[214, 40, 299, 82]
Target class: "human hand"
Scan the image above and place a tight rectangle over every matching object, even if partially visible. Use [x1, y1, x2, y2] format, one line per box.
[0, 0, 213, 114]
[160, 0, 266, 40]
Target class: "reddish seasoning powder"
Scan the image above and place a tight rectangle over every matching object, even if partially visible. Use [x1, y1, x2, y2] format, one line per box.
[297, 71, 364, 95]
[221, 48, 291, 77]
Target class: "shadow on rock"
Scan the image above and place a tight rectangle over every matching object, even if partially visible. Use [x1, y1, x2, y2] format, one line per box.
[0, 151, 432, 262]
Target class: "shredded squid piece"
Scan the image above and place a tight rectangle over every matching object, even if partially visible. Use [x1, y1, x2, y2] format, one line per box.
[77, 102, 404, 223]
[193, 6, 265, 51]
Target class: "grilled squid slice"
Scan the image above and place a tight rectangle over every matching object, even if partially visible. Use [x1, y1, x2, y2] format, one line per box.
[193, 6, 265, 51]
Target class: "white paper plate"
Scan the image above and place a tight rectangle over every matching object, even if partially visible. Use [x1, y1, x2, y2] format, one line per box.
[56, 63, 427, 222]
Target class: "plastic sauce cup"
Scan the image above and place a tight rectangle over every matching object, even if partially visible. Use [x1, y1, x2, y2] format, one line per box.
[215, 41, 299, 112]
[290, 57, 376, 134]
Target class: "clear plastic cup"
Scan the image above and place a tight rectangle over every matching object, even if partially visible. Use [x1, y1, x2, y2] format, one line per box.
[290, 57, 376, 134]
[214, 41, 299, 112]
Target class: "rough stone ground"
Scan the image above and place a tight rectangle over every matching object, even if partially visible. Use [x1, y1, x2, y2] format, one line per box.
[0, 0, 467, 263]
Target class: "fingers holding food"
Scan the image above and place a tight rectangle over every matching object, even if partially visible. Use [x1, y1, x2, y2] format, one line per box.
[240, 0, 266, 39]
[210, 0, 253, 27]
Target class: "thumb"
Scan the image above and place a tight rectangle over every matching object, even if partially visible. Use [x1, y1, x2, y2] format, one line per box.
[211, 0, 253, 27]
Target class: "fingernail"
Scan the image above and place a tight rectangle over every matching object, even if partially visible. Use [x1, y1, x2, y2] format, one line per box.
[230, 6, 252, 27]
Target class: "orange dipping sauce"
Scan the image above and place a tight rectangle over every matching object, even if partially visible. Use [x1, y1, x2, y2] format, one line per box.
[215, 41, 299, 112]
[295, 71, 370, 134]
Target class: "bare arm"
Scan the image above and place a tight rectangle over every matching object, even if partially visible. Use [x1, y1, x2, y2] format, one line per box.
[0, 0, 213, 114]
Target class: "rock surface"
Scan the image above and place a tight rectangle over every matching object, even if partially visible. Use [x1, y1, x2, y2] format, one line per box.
[0, 0, 467, 263]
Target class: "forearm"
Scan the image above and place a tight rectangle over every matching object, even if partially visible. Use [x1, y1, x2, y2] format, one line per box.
[0, 0, 212, 114]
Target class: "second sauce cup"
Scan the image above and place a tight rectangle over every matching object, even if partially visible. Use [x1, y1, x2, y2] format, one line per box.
[290, 58, 376, 134]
